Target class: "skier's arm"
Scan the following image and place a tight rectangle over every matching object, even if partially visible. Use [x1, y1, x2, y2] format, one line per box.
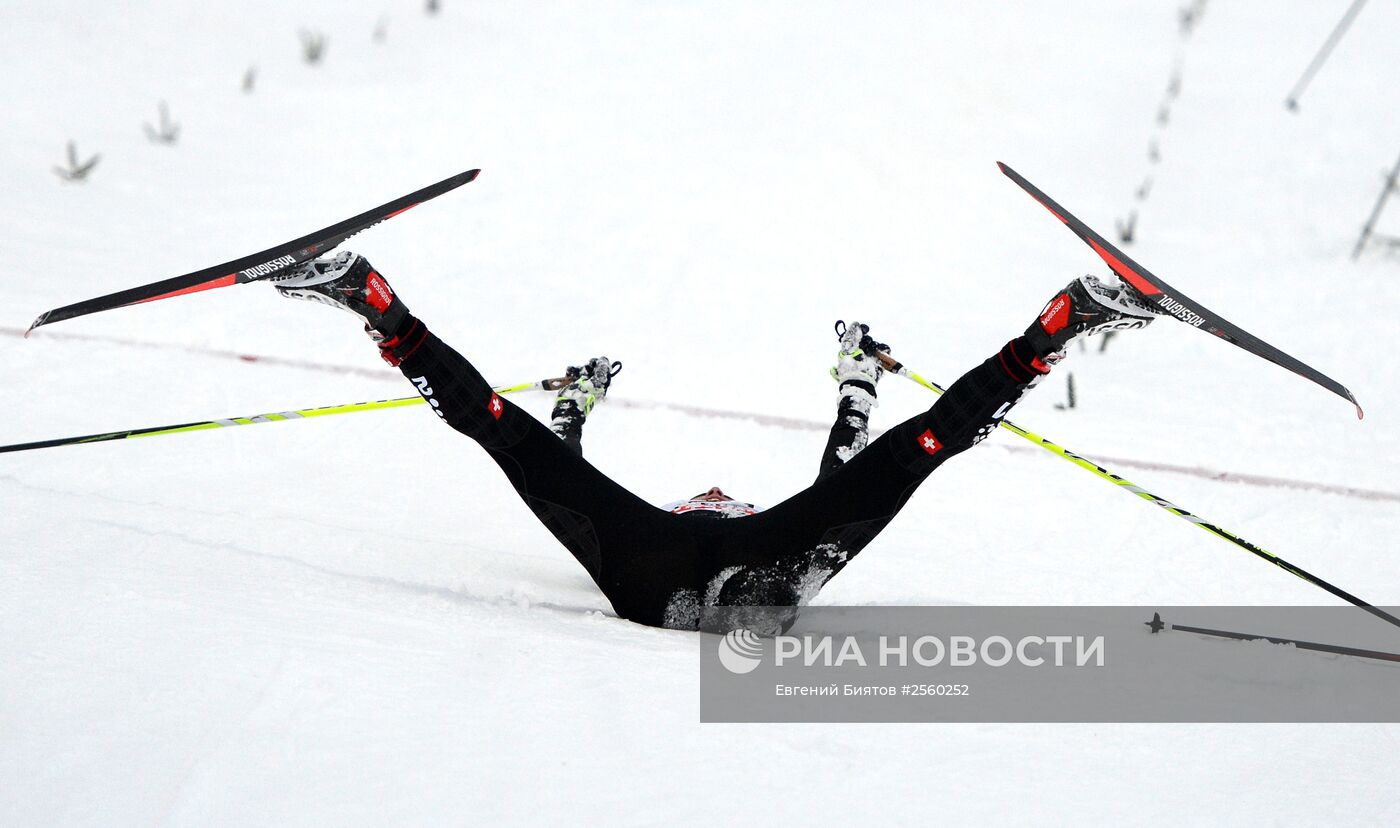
[816, 383, 876, 481]
[549, 399, 586, 453]
[816, 322, 885, 482]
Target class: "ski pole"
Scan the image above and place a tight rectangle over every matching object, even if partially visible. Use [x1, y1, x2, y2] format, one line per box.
[0, 375, 573, 455]
[872, 350, 1400, 632]
[1351, 150, 1400, 260]
[1145, 612, 1400, 664]
[1284, 0, 1368, 112]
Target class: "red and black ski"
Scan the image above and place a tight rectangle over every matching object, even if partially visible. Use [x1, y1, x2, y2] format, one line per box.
[998, 162, 1363, 420]
[26, 168, 481, 335]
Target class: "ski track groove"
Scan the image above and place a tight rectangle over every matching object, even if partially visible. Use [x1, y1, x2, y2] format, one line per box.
[82, 514, 610, 621]
[1, 471, 607, 621]
[0, 471, 506, 557]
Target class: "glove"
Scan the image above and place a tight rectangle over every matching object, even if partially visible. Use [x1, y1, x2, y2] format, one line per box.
[831, 320, 888, 388]
[557, 356, 617, 416]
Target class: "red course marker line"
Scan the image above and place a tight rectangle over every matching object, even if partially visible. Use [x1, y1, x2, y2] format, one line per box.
[5, 325, 1396, 504]
[3, 324, 388, 380]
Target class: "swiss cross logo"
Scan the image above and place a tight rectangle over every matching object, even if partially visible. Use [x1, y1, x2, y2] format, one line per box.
[917, 428, 942, 455]
[488, 393, 504, 420]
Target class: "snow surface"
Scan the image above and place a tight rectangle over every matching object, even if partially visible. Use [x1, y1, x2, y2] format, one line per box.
[3, 0, 1400, 823]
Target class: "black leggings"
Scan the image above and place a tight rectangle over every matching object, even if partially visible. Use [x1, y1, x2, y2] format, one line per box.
[396, 326, 1040, 630]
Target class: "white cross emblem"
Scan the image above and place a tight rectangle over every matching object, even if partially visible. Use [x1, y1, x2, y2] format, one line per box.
[922, 435, 937, 451]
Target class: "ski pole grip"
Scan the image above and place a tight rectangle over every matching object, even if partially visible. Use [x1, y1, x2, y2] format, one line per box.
[874, 350, 904, 374]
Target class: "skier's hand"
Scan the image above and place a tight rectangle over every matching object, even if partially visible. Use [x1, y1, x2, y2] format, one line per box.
[560, 356, 620, 414]
[832, 320, 886, 386]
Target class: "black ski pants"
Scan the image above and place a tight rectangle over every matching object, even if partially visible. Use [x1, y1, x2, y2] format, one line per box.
[395, 327, 1039, 630]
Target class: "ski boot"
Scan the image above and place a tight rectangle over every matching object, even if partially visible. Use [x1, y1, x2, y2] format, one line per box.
[1025, 273, 1162, 362]
[271, 250, 408, 340]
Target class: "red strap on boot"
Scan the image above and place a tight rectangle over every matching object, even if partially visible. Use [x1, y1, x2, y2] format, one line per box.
[377, 318, 427, 366]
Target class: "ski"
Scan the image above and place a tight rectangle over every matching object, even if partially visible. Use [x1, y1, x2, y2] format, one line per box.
[997, 162, 1363, 419]
[26, 168, 481, 335]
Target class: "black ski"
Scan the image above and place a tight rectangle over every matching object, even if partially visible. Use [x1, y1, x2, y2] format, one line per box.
[26, 168, 481, 335]
[998, 162, 1363, 419]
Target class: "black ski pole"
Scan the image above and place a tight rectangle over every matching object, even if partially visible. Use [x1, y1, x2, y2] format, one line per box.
[872, 347, 1400, 633]
[1352, 150, 1400, 259]
[1145, 612, 1400, 663]
[1284, 0, 1368, 111]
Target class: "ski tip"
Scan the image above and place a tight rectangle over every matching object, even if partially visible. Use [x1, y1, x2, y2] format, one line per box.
[995, 161, 1010, 174]
[24, 312, 48, 338]
[1343, 388, 1364, 421]
[464, 168, 481, 182]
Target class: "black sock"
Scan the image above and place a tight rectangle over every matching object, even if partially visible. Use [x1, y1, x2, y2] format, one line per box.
[995, 336, 1050, 384]
[376, 313, 428, 367]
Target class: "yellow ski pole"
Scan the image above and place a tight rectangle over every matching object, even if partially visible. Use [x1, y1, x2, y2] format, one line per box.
[0, 375, 574, 455]
[872, 350, 1400, 630]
